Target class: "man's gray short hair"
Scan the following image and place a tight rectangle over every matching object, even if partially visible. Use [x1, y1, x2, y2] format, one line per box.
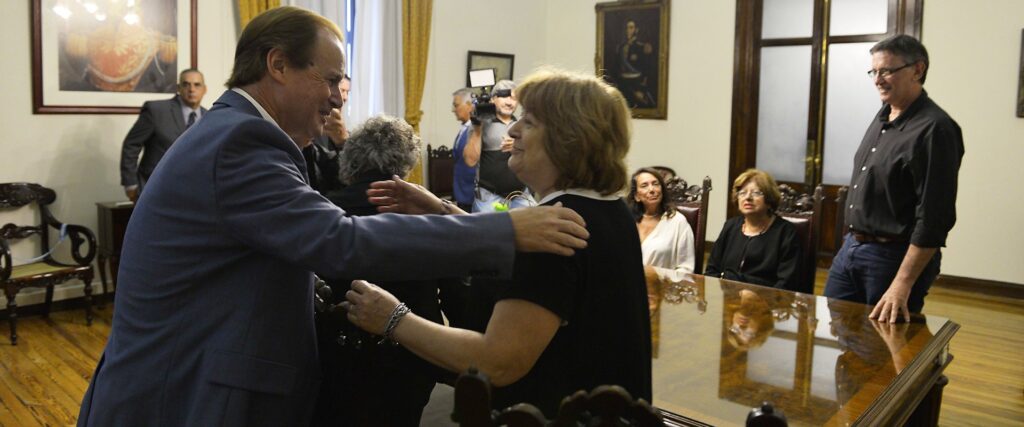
[452, 88, 474, 104]
[338, 115, 422, 185]
[870, 34, 930, 84]
[491, 79, 516, 96]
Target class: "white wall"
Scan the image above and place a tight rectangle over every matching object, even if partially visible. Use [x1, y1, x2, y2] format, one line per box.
[921, 0, 1024, 283]
[0, 1, 239, 303]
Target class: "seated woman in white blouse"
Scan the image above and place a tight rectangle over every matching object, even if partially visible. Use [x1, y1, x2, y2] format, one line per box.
[627, 168, 695, 309]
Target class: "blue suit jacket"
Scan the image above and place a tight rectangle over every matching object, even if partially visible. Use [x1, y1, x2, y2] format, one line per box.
[79, 90, 516, 426]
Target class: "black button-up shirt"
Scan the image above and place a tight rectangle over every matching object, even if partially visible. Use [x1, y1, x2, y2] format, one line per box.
[845, 91, 964, 247]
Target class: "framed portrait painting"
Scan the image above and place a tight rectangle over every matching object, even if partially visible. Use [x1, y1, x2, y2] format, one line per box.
[596, 0, 670, 120]
[31, 0, 198, 114]
[466, 50, 515, 89]
[1018, 29, 1023, 118]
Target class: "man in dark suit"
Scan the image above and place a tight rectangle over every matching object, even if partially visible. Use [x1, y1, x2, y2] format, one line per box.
[77, 7, 588, 427]
[119, 68, 208, 202]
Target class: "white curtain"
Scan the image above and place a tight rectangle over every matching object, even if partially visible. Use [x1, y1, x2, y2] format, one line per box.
[349, 0, 405, 126]
[283, 0, 404, 126]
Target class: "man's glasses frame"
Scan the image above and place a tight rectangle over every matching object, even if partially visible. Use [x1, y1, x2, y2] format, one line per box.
[867, 62, 916, 79]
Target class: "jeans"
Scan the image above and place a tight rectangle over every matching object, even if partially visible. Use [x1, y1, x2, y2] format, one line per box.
[824, 234, 941, 313]
[472, 186, 535, 213]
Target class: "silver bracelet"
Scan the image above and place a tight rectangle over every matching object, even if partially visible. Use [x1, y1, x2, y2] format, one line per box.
[379, 302, 411, 345]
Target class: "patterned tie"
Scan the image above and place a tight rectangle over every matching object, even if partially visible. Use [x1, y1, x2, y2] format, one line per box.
[186, 111, 197, 128]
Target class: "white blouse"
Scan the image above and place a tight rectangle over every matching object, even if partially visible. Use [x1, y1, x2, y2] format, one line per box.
[640, 212, 695, 283]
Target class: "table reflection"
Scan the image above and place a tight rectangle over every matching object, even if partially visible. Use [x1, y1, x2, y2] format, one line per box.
[651, 275, 956, 427]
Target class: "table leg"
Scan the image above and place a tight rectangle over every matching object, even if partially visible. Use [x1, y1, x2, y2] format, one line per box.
[906, 374, 948, 426]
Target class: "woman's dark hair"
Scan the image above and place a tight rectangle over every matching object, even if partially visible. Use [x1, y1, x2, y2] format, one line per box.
[627, 167, 675, 222]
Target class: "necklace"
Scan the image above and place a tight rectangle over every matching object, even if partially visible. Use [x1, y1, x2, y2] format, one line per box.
[742, 216, 772, 237]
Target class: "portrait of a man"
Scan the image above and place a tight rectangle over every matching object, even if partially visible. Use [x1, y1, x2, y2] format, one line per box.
[596, 0, 670, 119]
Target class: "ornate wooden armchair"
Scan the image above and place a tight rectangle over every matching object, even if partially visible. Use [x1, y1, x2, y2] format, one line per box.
[776, 184, 824, 294]
[666, 176, 712, 274]
[427, 144, 455, 199]
[450, 368, 664, 427]
[0, 183, 96, 345]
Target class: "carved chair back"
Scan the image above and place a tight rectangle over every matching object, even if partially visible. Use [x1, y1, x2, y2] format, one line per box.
[666, 176, 712, 274]
[451, 368, 664, 427]
[427, 144, 455, 199]
[775, 184, 824, 294]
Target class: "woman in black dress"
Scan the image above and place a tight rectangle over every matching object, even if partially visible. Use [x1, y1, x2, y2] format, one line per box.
[705, 169, 802, 291]
[312, 115, 443, 426]
[340, 69, 652, 417]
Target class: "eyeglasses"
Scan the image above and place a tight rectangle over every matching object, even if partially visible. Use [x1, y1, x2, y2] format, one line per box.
[867, 62, 915, 79]
[736, 189, 765, 199]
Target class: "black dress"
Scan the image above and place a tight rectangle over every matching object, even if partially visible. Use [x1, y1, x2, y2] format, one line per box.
[705, 215, 801, 291]
[489, 193, 652, 416]
[312, 173, 444, 427]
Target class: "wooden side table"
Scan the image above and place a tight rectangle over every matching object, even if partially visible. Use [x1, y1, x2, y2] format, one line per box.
[96, 201, 134, 301]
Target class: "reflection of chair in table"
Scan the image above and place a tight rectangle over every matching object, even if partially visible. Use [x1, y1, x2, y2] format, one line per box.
[1, 183, 97, 345]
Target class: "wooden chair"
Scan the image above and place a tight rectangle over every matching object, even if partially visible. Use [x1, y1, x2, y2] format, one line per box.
[451, 368, 664, 427]
[427, 144, 455, 199]
[0, 183, 97, 345]
[666, 176, 712, 274]
[775, 184, 824, 294]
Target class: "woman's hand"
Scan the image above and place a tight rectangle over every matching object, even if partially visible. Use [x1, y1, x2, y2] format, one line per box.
[367, 175, 457, 215]
[339, 280, 401, 335]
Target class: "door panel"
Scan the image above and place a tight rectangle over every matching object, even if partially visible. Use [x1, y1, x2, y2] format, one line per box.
[756, 46, 813, 183]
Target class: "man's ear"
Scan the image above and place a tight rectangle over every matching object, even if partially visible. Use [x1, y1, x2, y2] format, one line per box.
[266, 48, 289, 84]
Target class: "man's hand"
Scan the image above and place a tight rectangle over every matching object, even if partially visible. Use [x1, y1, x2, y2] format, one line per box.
[500, 135, 514, 153]
[368, 175, 466, 215]
[125, 187, 139, 203]
[324, 108, 348, 147]
[508, 202, 589, 256]
[869, 279, 912, 323]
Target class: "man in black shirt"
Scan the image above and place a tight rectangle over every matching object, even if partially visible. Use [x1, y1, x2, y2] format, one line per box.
[825, 35, 964, 323]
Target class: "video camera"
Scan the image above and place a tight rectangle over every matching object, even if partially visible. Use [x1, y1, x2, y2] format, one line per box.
[468, 68, 511, 125]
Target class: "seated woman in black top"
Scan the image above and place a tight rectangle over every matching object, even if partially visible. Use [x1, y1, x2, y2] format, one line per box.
[705, 169, 801, 291]
[341, 69, 652, 417]
[312, 115, 442, 426]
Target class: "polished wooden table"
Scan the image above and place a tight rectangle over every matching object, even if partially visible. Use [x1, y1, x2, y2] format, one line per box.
[650, 275, 958, 427]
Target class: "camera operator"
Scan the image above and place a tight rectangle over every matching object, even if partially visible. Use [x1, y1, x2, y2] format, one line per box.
[464, 80, 534, 212]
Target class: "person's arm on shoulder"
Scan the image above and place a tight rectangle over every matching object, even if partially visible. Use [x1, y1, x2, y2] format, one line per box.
[463, 124, 483, 167]
[343, 280, 559, 386]
[120, 102, 157, 197]
[369, 176, 589, 256]
[774, 220, 801, 291]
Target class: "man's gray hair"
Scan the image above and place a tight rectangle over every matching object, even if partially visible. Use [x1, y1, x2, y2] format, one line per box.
[452, 88, 474, 104]
[870, 34, 930, 84]
[338, 115, 422, 185]
[491, 79, 516, 96]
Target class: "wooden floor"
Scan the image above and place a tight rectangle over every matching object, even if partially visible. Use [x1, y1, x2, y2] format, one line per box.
[1, 273, 1022, 426]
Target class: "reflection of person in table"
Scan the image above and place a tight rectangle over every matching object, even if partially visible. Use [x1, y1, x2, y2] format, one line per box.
[723, 286, 775, 352]
[828, 300, 928, 407]
[615, 19, 656, 108]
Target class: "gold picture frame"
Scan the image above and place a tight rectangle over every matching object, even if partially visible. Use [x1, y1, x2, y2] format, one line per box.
[595, 0, 671, 120]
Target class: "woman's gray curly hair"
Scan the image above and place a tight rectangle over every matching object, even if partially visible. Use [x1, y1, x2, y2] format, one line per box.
[337, 115, 422, 185]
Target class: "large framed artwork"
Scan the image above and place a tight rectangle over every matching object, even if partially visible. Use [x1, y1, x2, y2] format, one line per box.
[1018, 29, 1023, 118]
[596, 0, 670, 120]
[31, 0, 198, 114]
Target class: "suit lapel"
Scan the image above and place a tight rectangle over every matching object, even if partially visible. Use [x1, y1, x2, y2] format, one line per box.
[169, 96, 186, 134]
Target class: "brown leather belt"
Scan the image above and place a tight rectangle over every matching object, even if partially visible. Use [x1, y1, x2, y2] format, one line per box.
[851, 231, 906, 244]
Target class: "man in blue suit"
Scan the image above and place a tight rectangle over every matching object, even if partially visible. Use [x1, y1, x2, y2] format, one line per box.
[119, 68, 208, 202]
[78, 7, 587, 426]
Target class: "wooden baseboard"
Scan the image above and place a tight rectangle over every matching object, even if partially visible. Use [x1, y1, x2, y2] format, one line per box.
[931, 274, 1024, 300]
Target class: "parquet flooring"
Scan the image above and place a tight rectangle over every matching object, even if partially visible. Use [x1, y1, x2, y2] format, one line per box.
[1, 273, 1021, 426]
